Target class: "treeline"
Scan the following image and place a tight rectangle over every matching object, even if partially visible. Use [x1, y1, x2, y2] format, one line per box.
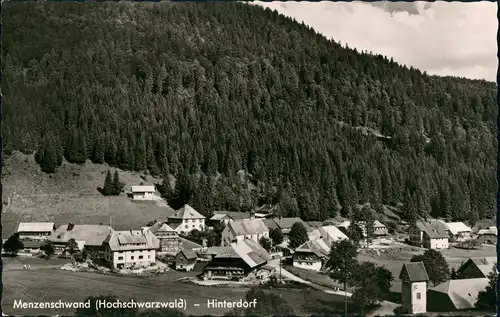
[2, 2, 496, 222]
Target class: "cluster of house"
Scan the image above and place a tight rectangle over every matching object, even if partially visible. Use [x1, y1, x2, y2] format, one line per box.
[408, 219, 496, 250]
[400, 256, 496, 314]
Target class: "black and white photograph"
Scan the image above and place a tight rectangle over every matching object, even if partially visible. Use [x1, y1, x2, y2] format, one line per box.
[1, 1, 497, 316]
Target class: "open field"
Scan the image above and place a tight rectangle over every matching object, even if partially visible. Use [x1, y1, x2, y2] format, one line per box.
[2, 265, 350, 316]
[2, 153, 176, 238]
[2, 152, 162, 197]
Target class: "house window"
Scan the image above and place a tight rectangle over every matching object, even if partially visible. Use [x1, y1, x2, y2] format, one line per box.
[131, 256, 135, 260]
[118, 256, 124, 260]
[416, 293, 421, 299]
[185, 225, 189, 229]
[139, 255, 143, 259]
[148, 255, 151, 259]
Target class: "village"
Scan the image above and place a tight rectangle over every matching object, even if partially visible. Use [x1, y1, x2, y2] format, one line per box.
[2, 184, 497, 316]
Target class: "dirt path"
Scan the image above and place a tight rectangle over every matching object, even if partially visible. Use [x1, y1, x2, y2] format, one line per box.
[367, 300, 400, 316]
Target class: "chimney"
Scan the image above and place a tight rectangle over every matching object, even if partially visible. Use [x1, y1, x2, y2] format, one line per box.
[249, 211, 255, 220]
[67, 223, 74, 231]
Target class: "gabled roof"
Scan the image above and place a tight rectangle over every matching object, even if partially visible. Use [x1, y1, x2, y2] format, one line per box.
[415, 221, 448, 239]
[262, 219, 280, 231]
[478, 226, 497, 236]
[231, 239, 271, 269]
[445, 222, 472, 235]
[308, 225, 349, 242]
[373, 220, 386, 228]
[398, 262, 429, 282]
[228, 219, 269, 236]
[214, 246, 241, 258]
[295, 238, 331, 258]
[210, 213, 233, 221]
[464, 257, 497, 277]
[131, 185, 155, 193]
[216, 211, 250, 220]
[177, 249, 197, 260]
[148, 222, 176, 234]
[429, 278, 489, 310]
[179, 237, 203, 250]
[104, 229, 159, 251]
[169, 204, 205, 220]
[50, 225, 114, 246]
[273, 217, 306, 230]
[17, 222, 55, 233]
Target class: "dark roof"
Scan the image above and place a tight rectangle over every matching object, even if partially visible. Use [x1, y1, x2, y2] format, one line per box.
[263, 219, 280, 230]
[218, 211, 250, 220]
[399, 262, 430, 282]
[415, 221, 448, 239]
[274, 217, 305, 230]
[21, 240, 44, 248]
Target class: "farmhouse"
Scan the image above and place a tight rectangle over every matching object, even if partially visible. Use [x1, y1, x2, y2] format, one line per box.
[202, 239, 271, 280]
[103, 228, 160, 269]
[427, 278, 489, 311]
[399, 262, 429, 314]
[49, 223, 114, 257]
[167, 204, 206, 235]
[19, 240, 44, 255]
[131, 185, 156, 200]
[408, 221, 449, 249]
[308, 225, 349, 243]
[147, 222, 180, 253]
[208, 213, 233, 227]
[175, 249, 198, 271]
[16, 222, 56, 240]
[292, 238, 331, 272]
[456, 256, 496, 279]
[221, 218, 269, 246]
[444, 222, 472, 242]
[477, 226, 497, 244]
[263, 217, 307, 238]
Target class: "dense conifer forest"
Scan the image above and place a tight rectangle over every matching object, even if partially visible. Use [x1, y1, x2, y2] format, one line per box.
[2, 2, 496, 223]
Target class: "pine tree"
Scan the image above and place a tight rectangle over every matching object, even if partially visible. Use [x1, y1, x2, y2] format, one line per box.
[112, 170, 122, 195]
[102, 170, 113, 196]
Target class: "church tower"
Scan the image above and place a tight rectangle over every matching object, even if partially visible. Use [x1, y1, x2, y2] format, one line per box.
[399, 262, 430, 314]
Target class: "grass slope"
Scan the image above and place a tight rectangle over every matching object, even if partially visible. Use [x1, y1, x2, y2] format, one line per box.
[2, 152, 175, 238]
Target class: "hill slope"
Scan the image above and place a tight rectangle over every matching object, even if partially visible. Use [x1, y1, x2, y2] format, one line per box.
[2, 2, 496, 222]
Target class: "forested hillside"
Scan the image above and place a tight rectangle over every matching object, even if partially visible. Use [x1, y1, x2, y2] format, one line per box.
[2, 2, 496, 223]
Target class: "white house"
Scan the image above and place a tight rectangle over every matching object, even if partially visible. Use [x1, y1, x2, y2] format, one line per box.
[103, 228, 160, 270]
[399, 262, 429, 314]
[408, 221, 449, 249]
[16, 222, 56, 240]
[221, 218, 269, 246]
[444, 222, 472, 242]
[292, 238, 331, 272]
[167, 204, 206, 235]
[131, 185, 156, 200]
